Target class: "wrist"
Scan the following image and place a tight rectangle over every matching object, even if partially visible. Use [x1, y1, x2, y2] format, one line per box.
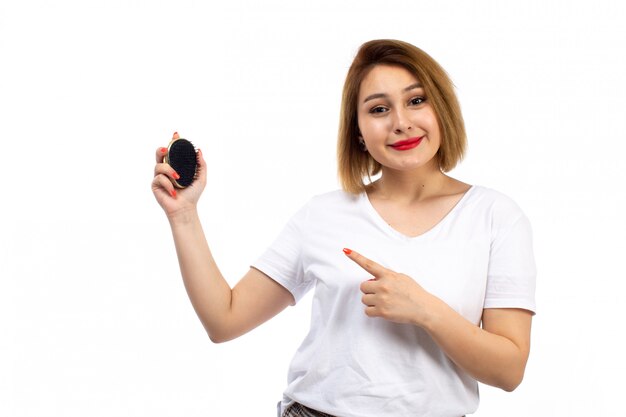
[416, 294, 449, 333]
[167, 206, 200, 227]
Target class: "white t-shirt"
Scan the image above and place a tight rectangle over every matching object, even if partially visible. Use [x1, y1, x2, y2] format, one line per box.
[253, 185, 536, 417]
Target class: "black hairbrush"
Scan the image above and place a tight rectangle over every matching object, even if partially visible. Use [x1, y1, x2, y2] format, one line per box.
[164, 138, 198, 188]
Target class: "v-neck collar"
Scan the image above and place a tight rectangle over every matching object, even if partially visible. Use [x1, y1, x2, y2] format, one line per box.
[358, 185, 477, 242]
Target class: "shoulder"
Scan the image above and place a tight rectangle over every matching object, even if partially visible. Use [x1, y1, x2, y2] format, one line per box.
[469, 185, 526, 216]
[307, 189, 361, 210]
[288, 189, 360, 225]
[467, 185, 531, 232]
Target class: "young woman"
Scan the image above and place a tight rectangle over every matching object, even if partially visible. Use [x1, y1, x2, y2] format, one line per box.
[152, 39, 536, 417]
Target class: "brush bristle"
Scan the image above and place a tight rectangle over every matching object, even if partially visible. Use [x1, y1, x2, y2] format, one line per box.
[168, 139, 197, 187]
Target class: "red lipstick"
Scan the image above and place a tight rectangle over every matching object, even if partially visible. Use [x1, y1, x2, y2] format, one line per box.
[389, 136, 424, 151]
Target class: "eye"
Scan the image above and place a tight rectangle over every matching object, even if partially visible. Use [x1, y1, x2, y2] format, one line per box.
[409, 96, 426, 106]
[369, 105, 388, 114]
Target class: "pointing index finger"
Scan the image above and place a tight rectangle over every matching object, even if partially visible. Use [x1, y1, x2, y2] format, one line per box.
[342, 248, 387, 277]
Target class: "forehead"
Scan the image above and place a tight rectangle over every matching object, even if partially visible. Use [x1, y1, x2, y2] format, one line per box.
[358, 65, 420, 98]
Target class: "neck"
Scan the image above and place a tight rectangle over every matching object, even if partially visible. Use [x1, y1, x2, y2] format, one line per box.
[368, 162, 449, 204]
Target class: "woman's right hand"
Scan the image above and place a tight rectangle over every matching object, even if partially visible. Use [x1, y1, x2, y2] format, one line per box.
[152, 132, 207, 219]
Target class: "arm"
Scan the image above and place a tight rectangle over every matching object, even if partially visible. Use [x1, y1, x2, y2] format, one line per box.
[343, 248, 532, 391]
[423, 304, 531, 391]
[168, 210, 294, 343]
[153, 133, 294, 343]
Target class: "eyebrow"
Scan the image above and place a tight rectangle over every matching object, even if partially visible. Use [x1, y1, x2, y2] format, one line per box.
[362, 82, 423, 103]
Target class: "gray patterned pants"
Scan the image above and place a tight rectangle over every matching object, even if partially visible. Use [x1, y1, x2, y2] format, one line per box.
[282, 402, 336, 417]
[281, 401, 465, 417]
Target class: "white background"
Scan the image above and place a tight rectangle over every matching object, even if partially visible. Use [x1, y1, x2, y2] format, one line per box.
[1, 0, 625, 416]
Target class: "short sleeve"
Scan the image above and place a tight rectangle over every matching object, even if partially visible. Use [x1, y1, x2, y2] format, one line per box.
[251, 203, 314, 305]
[484, 213, 537, 314]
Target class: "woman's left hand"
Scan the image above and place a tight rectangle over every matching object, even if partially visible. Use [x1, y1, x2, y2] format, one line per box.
[343, 248, 442, 327]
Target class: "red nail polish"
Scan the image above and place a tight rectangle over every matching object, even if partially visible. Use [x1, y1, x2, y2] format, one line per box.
[173, 171, 180, 180]
[160, 147, 167, 154]
[343, 248, 352, 255]
[170, 189, 177, 198]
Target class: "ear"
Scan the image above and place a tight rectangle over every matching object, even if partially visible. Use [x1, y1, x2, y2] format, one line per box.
[358, 137, 367, 152]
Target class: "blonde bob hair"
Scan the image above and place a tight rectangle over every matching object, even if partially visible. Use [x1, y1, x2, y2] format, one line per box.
[337, 39, 467, 194]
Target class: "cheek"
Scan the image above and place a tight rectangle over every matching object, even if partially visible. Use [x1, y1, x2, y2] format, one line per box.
[424, 110, 440, 134]
[359, 118, 389, 140]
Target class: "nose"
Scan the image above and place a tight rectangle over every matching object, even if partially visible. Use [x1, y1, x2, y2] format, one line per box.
[392, 108, 413, 134]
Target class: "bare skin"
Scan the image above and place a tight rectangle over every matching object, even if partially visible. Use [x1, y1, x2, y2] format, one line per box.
[364, 176, 472, 238]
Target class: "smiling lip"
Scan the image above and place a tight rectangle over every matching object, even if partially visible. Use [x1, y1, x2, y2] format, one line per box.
[389, 136, 424, 151]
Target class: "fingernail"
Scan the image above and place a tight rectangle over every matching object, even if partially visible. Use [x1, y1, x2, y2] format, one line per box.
[170, 189, 177, 198]
[160, 147, 167, 154]
[343, 248, 352, 255]
[197, 149, 202, 156]
[172, 171, 180, 180]
[173, 131, 178, 136]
